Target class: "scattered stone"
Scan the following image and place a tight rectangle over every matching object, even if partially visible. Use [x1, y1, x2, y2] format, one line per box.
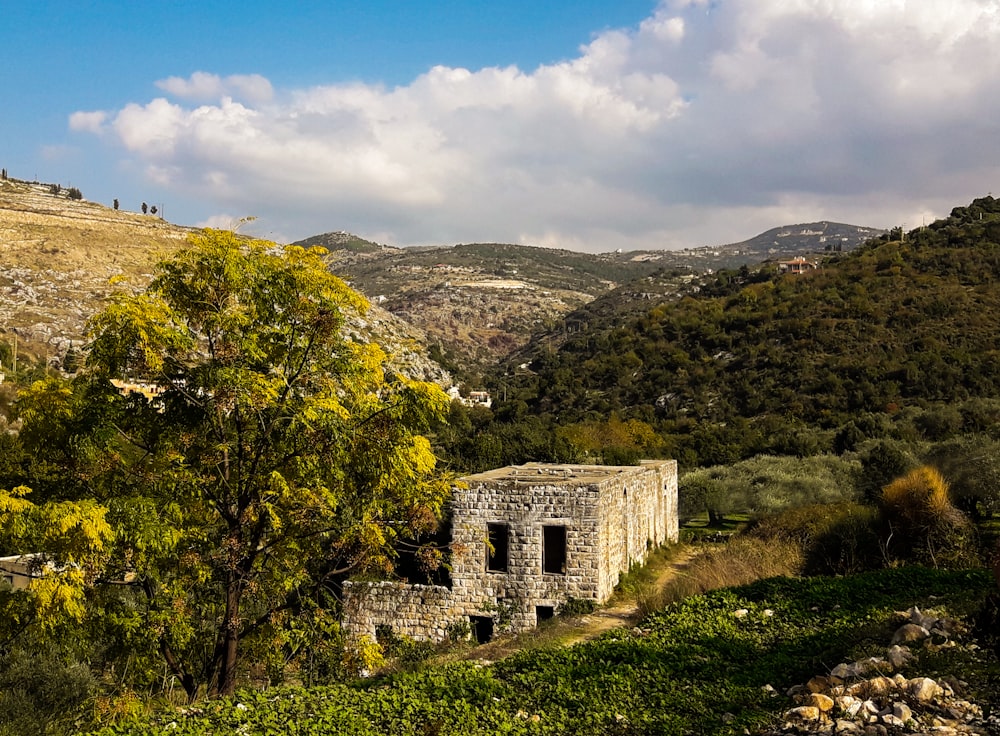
[909, 677, 942, 703]
[892, 702, 912, 723]
[808, 675, 832, 693]
[757, 604, 991, 736]
[892, 623, 930, 645]
[887, 645, 913, 669]
[809, 693, 835, 712]
[786, 706, 821, 722]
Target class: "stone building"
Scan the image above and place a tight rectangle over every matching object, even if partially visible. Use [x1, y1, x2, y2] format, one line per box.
[0, 554, 45, 591]
[342, 459, 678, 643]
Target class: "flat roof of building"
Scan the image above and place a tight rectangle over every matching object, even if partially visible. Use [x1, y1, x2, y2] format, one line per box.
[461, 461, 667, 485]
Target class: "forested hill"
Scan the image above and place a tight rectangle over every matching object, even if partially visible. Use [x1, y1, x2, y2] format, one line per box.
[509, 196, 1000, 461]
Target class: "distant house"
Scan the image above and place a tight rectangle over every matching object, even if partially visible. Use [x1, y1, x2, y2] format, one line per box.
[0, 554, 47, 591]
[342, 460, 678, 644]
[778, 257, 818, 274]
[446, 386, 493, 409]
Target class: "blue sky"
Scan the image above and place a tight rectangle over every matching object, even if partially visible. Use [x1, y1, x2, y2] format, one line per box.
[4, 1, 1000, 251]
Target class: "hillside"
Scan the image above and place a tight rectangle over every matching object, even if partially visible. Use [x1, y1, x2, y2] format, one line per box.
[500, 196, 1000, 464]
[302, 223, 881, 373]
[0, 181, 448, 384]
[89, 566, 998, 736]
[0, 178, 192, 359]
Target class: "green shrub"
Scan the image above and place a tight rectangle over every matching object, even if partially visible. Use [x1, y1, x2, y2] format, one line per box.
[558, 597, 597, 617]
[880, 465, 979, 567]
[855, 439, 919, 504]
[925, 434, 1000, 521]
[747, 502, 881, 575]
[0, 643, 98, 736]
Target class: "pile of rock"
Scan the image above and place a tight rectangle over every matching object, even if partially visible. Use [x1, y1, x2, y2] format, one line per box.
[764, 607, 998, 735]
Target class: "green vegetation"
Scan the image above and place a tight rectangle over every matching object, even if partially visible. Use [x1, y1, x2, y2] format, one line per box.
[89, 567, 996, 736]
[4, 196, 1000, 735]
[1, 231, 452, 711]
[469, 195, 1000, 467]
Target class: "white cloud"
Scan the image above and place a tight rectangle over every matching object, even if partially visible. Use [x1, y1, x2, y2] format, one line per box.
[197, 213, 245, 230]
[156, 72, 274, 104]
[68, 110, 107, 134]
[74, 0, 1000, 251]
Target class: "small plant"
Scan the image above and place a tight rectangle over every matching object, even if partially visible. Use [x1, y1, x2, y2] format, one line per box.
[445, 618, 472, 642]
[558, 597, 597, 618]
[478, 598, 516, 634]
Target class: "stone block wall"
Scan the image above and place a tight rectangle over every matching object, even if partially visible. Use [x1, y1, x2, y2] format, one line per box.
[341, 581, 461, 642]
[341, 460, 679, 643]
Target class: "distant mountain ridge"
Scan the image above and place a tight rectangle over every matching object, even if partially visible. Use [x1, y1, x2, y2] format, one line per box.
[299, 222, 883, 373]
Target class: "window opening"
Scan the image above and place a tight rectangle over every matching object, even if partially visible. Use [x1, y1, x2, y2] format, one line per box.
[542, 525, 567, 574]
[535, 605, 555, 623]
[486, 523, 509, 572]
[469, 615, 494, 644]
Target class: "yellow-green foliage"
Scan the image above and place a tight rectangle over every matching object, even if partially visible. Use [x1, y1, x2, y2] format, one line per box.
[881, 465, 952, 525]
[879, 465, 978, 567]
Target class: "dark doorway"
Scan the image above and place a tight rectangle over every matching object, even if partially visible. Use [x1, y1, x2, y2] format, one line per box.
[486, 523, 509, 572]
[536, 605, 555, 623]
[542, 525, 567, 574]
[470, 615, 494, 644]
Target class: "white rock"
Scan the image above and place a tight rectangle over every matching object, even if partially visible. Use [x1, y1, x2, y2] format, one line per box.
[909, 677, 942, 702]
[892, 702, 912, 722]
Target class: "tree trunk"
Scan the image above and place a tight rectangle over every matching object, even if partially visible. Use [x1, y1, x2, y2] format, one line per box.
[214, 578, 242, 697]
[707, 507, 724, 527]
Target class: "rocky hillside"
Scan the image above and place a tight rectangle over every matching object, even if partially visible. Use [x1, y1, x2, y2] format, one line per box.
[0, 181, 448, 384]
[0, 179, 192, 359]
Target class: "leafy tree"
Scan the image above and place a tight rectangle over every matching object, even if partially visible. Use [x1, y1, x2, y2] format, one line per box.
[14, 230, 452, 699]
[925, 435, 1000, 521]
[856, 440, 918, 504]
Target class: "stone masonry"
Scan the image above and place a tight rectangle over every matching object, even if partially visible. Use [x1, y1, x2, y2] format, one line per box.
[342, 460, 678, 643]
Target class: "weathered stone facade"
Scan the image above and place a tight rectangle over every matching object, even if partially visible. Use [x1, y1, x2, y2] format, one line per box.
[342, 460, 678, 643]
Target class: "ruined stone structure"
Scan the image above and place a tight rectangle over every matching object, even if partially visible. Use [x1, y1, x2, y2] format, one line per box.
[342, 460, 678, 643]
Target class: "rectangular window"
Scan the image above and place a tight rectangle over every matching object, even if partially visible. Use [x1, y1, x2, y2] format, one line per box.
[486, 523, 509, 572]
[470, 615, 494, 644]
[535, 605, 555, 623]
[1, 575, 13, 588]
[542, 525, 567, 574]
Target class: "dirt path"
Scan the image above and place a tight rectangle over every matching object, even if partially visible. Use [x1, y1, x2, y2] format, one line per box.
[560, 545, 703, 646]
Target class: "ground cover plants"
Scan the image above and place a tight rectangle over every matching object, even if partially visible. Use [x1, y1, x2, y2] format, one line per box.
[89, 566, 997, 736]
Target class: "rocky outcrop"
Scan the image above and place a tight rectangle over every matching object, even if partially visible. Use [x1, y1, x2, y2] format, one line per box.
[764, 607, 999, 735]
